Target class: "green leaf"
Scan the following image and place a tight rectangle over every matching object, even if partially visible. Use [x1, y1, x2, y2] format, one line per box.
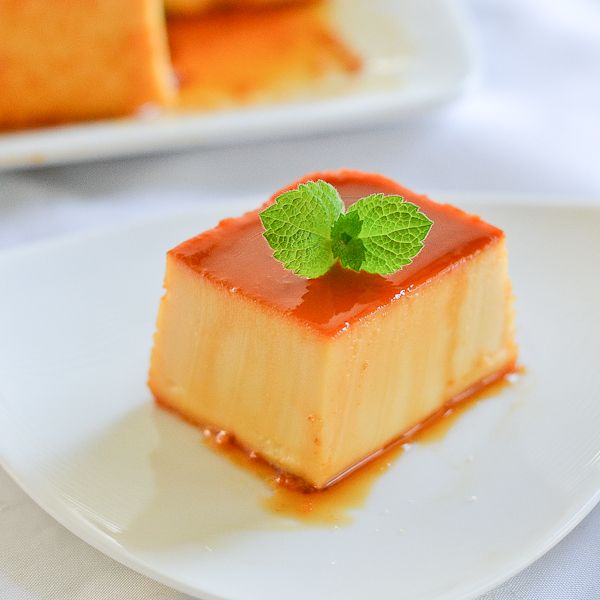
[347, 193, 433, 274]
[331, 211, 365, 271]
[259, 180, 343, 278]
[259, 182, 433, 278]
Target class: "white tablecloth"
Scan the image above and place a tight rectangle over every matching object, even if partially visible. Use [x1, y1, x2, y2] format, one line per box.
[1, 0, 599, 598]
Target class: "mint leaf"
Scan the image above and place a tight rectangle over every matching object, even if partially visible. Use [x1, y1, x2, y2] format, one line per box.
[331, 211, 365, 271]
[347, 193, 433, 275]
[260, 181, 433, 278]
[259, 180, 343, 278]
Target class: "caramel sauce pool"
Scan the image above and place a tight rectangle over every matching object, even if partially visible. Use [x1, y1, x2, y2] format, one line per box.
[416, 373, 518, 444]
[201, 369, 518, 525]
[167, 2, 361, 110]
[204, 430, 402, 525]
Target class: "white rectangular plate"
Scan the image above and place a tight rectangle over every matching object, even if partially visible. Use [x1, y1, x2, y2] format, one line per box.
[0, 0, 474, 171]
[0, 196, 599, 600]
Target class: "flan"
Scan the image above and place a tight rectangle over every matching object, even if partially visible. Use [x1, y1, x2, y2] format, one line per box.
[0, 0, 173, 129]
[0, 0, 357, 130]
[149, 170, 517, 489]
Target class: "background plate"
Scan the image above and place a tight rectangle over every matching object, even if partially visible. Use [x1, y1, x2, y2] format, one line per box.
[0, 0, 475, 171]
[0, 198, 599, 600]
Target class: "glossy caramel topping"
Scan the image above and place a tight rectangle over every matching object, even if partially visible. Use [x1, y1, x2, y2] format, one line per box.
[172, 170, 504, 336]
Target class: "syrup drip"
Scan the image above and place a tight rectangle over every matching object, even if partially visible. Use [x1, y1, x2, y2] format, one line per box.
[199, 367, 519, 524]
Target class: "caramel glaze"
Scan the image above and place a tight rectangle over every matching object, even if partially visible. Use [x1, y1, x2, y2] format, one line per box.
[156, 363, 517, 522]
[172, 170, 504, 336]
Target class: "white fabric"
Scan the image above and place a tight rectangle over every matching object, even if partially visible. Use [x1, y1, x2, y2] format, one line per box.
[1, 0, 599, 597]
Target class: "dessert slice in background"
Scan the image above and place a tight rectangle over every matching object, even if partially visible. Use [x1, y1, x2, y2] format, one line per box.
[0, 0, 173, 129]
[149, 170, 517, 489]
[0, 0, 359, 129]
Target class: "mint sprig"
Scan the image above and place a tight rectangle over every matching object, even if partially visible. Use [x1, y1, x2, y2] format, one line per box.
[260, 180, 433, 278]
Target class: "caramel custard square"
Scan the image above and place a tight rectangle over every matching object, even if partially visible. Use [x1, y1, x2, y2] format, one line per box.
[149, 170, 517, 489]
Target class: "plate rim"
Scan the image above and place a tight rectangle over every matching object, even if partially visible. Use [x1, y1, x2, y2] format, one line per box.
[2, 192, 599, 259]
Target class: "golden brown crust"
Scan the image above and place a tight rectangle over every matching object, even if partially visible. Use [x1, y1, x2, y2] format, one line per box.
[0, 0, 174, 129]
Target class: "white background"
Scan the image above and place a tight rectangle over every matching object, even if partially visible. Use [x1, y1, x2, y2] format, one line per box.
[1, 0, 599, 598]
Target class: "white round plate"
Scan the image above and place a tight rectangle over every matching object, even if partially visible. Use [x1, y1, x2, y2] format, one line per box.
[0, 199, 599, 600]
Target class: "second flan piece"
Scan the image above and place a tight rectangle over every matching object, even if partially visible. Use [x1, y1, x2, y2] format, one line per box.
[149, 170, 517, 489]
[0, 0, 173, 129]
